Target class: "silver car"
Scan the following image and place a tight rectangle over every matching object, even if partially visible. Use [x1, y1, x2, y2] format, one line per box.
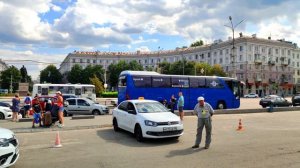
[64, 98, 109, 116]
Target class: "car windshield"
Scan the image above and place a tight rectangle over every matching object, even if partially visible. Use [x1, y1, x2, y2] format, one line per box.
[135, 102, 169, 113]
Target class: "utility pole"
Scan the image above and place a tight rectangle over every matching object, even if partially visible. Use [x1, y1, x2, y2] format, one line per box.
[10, 74, 12, 93]
[225, 16, 244, 79]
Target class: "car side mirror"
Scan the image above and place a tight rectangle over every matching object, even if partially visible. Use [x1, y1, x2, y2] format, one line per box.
[64, 101, 69, 107]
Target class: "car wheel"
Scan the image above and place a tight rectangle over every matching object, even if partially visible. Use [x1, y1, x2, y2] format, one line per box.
[134, 125, 144, 142]
[113, 118, 119, 132]
[217, 101, 226, 109]
[262, 105, 266, 108]
[92, 110, 100, 115]
[0, 112, 4, 120]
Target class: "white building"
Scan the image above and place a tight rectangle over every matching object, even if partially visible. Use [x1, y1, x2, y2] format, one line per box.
[0, 59, 8, 72]
[59, 35, 300, 96]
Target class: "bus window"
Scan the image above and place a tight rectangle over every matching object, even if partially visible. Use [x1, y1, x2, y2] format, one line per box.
[118, 76, 127, 87]
[38, 86, 42, 94]
[152, 76, 171, 88]
[49, 86, 59, 94]
[41, 88, 48, 95]
[225, 80, 240, 98]
[83, 86, 95, 93]
[171, 77, 189, 88]
[133, 76, 151, 87]
[67, 86, 75, 94]
[206, 78, 224, 88]
[75, 88, 82, 95]
[190, 77, 206, 88]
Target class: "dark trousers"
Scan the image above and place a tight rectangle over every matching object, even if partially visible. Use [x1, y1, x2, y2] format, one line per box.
[195, 117, 212, 146]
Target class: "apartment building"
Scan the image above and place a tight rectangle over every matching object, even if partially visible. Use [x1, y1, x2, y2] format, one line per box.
[59, 35, 300, 96]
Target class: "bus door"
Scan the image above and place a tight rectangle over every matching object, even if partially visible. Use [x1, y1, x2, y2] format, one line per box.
[118, 75, 127, 104]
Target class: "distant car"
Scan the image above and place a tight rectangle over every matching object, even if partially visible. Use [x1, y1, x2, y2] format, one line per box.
[64, 98, 109, 116]
[292, 95, 300, 106]
[0, 106, 13, 120]
[244, 93, 259, 98]
[0, 102, 12, 109]
[259, 95, 292, 108]
[0, 128, 19, 167]
[112, 99, 184, 142]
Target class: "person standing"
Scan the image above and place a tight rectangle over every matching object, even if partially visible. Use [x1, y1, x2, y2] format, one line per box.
[192, 96, 214, 149]
[55, 91, 64, 128]
[11, 93, 20, 122]
[169, 94, 176, 113]
[23, 93, 32, 118]
[177, 92, 184, 121]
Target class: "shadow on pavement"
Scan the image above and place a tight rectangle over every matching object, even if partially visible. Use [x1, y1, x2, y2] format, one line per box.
[166, 147, 205, 158]
[96, 128, 180, 147]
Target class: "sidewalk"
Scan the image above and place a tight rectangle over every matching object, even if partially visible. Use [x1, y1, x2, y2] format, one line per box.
[0, 115, 113, 133]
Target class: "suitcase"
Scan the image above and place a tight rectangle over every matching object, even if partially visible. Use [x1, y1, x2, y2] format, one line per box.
[43, 112, 52, 127]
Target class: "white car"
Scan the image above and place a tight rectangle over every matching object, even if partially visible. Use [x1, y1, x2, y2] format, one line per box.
[0, 106, 12, 120]
[0, 128, 19, 167]
[244, 93, 259, 98]
[112, 100, 184, 142]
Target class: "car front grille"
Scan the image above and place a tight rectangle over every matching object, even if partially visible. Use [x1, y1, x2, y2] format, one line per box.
[146, 129, 183, 136]
[157, 121, 179, 126]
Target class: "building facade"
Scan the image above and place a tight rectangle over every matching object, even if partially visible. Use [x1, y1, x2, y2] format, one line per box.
[0, 59, 8, 72]
[59, 35, 300, 96]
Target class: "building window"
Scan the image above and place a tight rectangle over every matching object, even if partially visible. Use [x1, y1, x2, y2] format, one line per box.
[297, 62, 299, 67]
[239, 55, 242, 61]
[72, 59, 76, 63]
[276, 48, 279, 54]
[87, 59, 90, 63]
[248, 46, 251, 51]
[80, 59, 83, 63]
[93, 60, 96, 63]
[240, 64, 243, 69]
[226, 49, 229, 54]
[99, 60, 102, 63]
[220, 50, 223, 55]
[214, 59, 216, 64]
[195, 54, 198, 59]
[288, 50, 291, 55]
[239, 46, 243, 51]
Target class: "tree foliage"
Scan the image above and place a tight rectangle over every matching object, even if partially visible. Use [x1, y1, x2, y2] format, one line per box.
[89, 75, 104, 97]
[40, 65, 62, 83]
[0, 66, 22, 92]
[190, 40, 204, 47]
[67, 64, 83, 84]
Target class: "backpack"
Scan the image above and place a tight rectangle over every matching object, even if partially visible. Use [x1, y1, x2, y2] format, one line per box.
[25, 97, 31, 104]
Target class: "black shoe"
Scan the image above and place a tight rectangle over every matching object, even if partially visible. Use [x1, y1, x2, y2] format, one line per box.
[204, 145, 210, 149]
[192, 145, 199, 148]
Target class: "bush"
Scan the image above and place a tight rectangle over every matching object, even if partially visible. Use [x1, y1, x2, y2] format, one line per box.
[101, 92, 118, 98]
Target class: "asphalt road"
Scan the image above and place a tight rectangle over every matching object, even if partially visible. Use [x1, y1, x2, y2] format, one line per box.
[13, 111, 300, 168]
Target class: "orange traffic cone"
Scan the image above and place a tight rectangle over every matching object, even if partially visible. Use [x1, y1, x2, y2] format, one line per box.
[236, 119, 244, 131]
[53, 131, 62, 148]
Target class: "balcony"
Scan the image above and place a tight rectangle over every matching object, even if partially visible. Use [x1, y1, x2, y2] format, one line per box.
[268, 60, 275, 65]
[254, 58, 262, 64]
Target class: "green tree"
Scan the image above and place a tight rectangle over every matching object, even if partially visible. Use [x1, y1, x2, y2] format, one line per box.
[190, 40, 204, 47]
[195, 62, 212, 76]
[89, 75, 104, 97]
[158, 62, 171, 74]
[0, 66, 21, 92]
[211, 64, 227, 76]
[128, 60, 143, 71]
[107, 60, 129, 88]
[40, 65, 62, 83]
[67, 64, 84, 84]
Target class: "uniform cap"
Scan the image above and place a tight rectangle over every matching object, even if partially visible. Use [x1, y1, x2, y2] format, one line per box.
[197, 96, 205, 101]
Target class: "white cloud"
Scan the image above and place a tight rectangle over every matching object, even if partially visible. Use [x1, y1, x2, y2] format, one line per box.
[135, 46, 150, 52]
[51, 4, 62, 12]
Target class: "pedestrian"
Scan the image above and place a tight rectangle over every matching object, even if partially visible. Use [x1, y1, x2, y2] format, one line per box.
[55, 91, 64, 128]
[11, 93, 20, 122]
[32, 95, 42, 128]
[192, 96, 214, 149]
[23, 93, 32, 118]
[177, 91, 184, 121]
[169, 94, 176, 113]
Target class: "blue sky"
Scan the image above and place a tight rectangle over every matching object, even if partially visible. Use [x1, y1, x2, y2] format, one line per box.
[1, 0, 300, 80]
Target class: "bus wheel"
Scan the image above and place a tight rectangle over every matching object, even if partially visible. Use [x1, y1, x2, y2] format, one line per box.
[217, 101, 226, 109]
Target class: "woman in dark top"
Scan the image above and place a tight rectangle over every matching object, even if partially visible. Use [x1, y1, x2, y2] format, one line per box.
[12, 93, 20, 122]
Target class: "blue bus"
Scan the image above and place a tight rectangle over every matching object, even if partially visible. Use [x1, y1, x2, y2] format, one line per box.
[118, 71, 240, 110]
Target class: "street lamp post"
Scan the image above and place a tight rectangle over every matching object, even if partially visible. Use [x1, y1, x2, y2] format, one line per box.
[225, 16, 244, 79]
[181, 51, 185, 75]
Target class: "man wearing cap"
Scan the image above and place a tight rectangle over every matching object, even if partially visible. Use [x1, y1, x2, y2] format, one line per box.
[192, 96, 214, 149]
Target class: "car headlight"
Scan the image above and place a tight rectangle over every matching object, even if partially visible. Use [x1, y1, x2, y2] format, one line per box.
[144, 120, 158, 127]
[0, 138, 9, 147]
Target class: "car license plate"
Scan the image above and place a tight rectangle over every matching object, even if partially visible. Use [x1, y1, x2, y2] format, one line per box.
[163, 127, 177, 131]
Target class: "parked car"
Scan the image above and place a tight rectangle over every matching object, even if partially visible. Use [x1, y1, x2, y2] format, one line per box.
[0, 102, 12, 109]
[291, 94, 300, 106]
[112, 99, 184, 142]
[244, 93, 259, 98]
[0, 106, 12, 120]
[0, 128, 19, 167]
[259, 95, 292, 108]
[64, 98, 109, 116]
